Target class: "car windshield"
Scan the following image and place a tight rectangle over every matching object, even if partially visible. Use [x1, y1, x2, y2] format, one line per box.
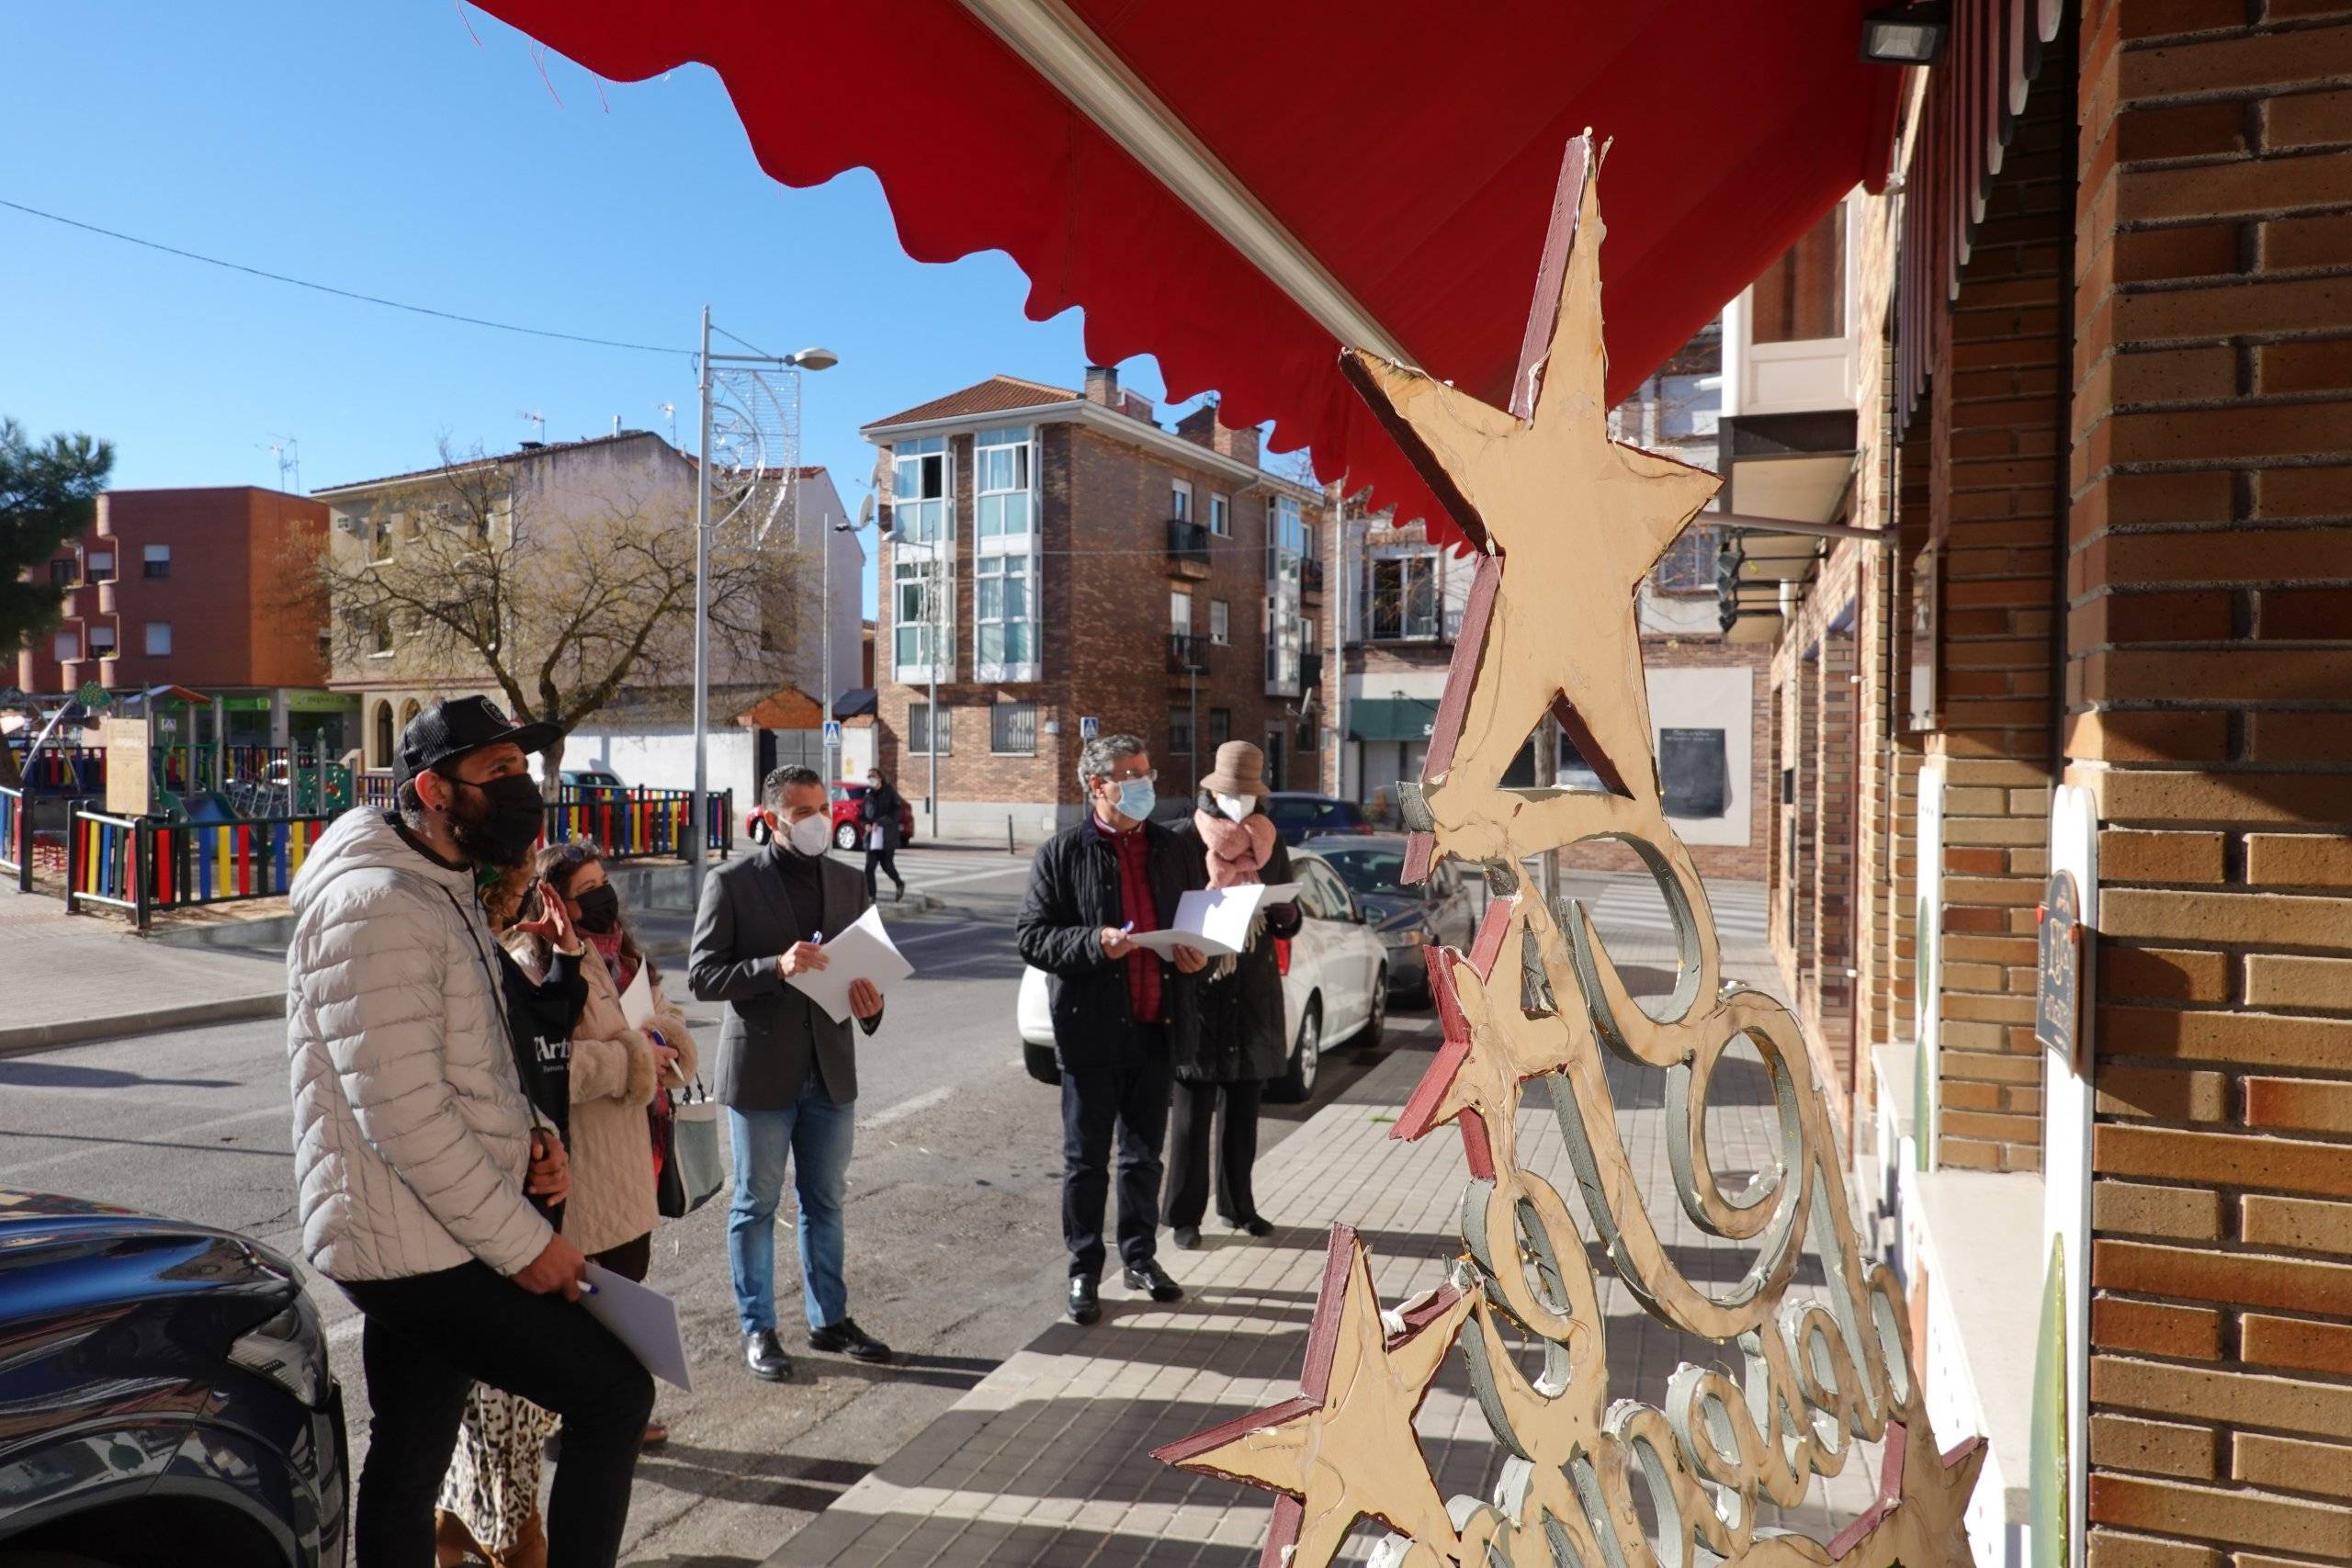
[1269, 797, 1363, 831]
[1317, 847, 1408, 897]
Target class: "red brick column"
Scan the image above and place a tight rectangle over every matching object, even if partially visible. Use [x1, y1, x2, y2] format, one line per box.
[2074, 3, 2352, 1563]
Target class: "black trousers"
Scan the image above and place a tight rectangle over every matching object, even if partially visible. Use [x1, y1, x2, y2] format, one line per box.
[1163, 1078, 1263, 1230]
[341, 1261, 655, 1568]
[1059, 1034, 1172, 1278]
[864, 845, 903, 897]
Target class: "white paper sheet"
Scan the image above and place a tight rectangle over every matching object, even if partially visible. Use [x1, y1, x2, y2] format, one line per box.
[782, 903, 916, 1023]
[1125, 882, 1300, 961]
[579, 1262, 694, 1392]
[617, 959, 655, 1031]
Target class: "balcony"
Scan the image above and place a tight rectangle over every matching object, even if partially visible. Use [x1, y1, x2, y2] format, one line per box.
[1166, 518, 1212, 578]
[1300, 557, 1326, 598]
[97, 580, 119, 615]
[1168, 633, 1210, 676]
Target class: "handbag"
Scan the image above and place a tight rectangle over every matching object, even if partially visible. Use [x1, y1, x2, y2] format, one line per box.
[655, 1077, 726, 1218]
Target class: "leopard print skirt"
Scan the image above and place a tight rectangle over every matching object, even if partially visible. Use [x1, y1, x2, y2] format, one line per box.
[437, 1382, 561, 1554]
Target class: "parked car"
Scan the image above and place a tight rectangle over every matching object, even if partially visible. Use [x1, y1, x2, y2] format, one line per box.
[739, 782, 918, 852]
[827, 781, 917, 852]
[560, 766, 629, 798]
[1016, 845, 1388, 1103]
[1306, 833, 1480, 999]
[1263, 792, 1374, 846]
[0, 1190, 347, 1568]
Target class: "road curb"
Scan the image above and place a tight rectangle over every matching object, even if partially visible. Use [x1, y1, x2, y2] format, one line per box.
[0, 992, 287, 1058]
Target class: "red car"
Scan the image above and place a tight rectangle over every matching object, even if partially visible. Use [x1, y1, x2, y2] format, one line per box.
[750, 783, 917, 852]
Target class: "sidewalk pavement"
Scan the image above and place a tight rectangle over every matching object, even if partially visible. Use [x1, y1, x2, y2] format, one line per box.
[0, 892, 285, 1054]
[771, 874, 1882, 1566]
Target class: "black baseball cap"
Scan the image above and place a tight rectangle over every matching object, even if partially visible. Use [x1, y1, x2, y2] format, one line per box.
[394, 696, 560, 792]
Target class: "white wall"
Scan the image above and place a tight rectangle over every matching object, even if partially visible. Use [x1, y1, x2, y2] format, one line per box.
[1644, 664, 1753, 847]
[555, 725, 759, 818]
[789, 468, 865, 713]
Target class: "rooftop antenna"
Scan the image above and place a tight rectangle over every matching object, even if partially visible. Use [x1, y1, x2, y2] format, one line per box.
[655, 401, 677, 446]
[516, 409, 546, 445]
[259, 434, 301, 492]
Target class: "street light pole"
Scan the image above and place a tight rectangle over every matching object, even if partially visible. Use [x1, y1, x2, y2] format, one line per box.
[687, 313, 837, 872]
[821, 502, 833, 784]
[691, 306, 714, 877]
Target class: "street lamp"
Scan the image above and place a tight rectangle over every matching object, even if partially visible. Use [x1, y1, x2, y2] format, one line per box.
[691, 305, 837, 875]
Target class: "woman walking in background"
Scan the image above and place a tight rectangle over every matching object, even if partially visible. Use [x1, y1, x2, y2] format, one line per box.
[860, 768, 909, 902]
[1164, 742, 1298, 1248]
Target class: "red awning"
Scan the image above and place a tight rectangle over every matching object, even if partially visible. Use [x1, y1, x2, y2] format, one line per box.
[472, 0, 1901, 547]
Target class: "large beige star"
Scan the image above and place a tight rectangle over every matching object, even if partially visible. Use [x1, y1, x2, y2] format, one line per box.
[1153, 1226, 1474, 1568]
[1340, 134, 1720, 822]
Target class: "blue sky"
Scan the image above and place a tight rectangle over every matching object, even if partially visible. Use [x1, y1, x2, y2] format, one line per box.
[0, 4, 1216, 613]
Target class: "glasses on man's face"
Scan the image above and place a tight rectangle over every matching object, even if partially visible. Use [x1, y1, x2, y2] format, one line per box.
[1103, 767, 1157, 785]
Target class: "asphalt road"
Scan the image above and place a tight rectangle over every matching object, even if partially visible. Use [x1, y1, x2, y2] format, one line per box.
[0, 843, 1433, 1567]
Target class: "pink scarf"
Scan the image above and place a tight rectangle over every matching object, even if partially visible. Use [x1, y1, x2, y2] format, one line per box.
[1193, 807, 1276, 887]
[584, 925, 632, 990]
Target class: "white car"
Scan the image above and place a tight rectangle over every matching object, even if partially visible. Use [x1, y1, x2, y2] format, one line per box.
[1017, 846, 1390, 1103]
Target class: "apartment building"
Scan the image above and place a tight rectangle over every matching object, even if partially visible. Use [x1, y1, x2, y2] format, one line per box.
[318, 430, 858, 806]
[864, 366, 1332, 838]
[15, 485, 348, 750]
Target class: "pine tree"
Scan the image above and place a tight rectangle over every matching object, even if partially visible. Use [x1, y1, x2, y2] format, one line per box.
[0, 417, 114, 787]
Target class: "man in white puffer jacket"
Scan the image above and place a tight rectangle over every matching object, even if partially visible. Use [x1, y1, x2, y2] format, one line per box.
[287, 696, 653, 1568]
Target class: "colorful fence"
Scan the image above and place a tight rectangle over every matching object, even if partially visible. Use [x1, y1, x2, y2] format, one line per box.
[0, 785, 20, 889]
[151, 815, 336, 910]
[11, 743, 303, 795]
[65, 809, 148, 920]
[13, 746, 105, 794]
[545, 788, 732, 860]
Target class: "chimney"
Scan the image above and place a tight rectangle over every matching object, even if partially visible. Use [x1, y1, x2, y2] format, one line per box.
[1174, 404, 1260, 467]
[1120, 389, 1157, 424]
[1083, 364, 1119, 406]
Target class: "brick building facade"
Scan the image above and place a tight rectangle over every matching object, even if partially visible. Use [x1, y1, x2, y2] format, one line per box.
[1742, 6, 2352, 1566]
[865, 368, 1332, 839]
[15, 485, 347, 749]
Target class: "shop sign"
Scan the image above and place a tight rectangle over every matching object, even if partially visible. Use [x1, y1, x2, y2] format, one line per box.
[2036, 868, 2084, 1068]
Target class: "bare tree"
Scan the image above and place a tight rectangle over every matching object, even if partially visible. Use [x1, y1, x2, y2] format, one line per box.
[297, 441, 809, 793]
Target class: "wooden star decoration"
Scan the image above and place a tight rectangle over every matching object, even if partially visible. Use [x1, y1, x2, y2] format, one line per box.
[1340, 133, 1721, 835]
[1824, 1421, 1989, 1568]
[1153, 1225, 1474, 1568]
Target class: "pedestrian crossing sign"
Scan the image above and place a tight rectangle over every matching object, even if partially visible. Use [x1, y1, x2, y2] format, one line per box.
[1080, 716, 1099, 739]
[823, 719, 842, 744]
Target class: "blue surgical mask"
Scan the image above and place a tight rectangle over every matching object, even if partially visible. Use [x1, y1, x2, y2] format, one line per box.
[1114, 776, 1156, 821]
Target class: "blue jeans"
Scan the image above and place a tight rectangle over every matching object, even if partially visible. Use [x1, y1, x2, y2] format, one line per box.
[726, 1069, 855, 1335]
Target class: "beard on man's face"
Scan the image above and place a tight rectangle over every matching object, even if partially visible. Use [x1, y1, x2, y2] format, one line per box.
[448, 787, 533, 868]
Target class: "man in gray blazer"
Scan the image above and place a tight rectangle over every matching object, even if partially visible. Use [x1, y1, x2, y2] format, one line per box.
[690, 765, 889, 1382]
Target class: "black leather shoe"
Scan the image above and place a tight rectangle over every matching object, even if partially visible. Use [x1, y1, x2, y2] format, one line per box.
[809, 1316, 893, 1363]
[743, 1329, 793, 1382]
[1122, 1260, 1184, 1303]
[1171, 1225, 1201, 1250]
[1230, 1215, 1274, 1238]
[1068, 1275, 1101, 1325]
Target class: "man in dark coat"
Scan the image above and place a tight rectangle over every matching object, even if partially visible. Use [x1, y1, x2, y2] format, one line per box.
[1015, 733, 1206, 1324]
[690, 765, 891, 1382]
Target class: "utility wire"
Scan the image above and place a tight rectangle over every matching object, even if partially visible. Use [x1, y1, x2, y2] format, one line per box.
[0, 196, 681, 357]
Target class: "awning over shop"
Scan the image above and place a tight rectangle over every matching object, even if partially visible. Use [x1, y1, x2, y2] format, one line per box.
[1348, 698, 1440, 745]
[471, 0, 1903, 547]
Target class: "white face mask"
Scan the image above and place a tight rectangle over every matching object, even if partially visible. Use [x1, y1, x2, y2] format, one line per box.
[784, 811, 833, 858]
[1213, 792, 1256, 822]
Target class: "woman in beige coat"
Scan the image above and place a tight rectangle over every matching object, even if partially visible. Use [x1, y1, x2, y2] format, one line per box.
[503, 841, 697, 1437]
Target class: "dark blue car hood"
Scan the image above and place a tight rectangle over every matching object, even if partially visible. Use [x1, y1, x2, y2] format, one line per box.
[0, 1190, 301, 1317]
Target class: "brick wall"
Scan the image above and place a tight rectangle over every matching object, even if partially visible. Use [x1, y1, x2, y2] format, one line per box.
[2074, 3, 2352, 1563]
[1814, 627, 1860, 1085]
[1923, 49, 2074, 1173]
[875, 414, 1329, 820]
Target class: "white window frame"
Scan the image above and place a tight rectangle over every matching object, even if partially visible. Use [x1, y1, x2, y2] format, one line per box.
[1170, 479, 1193, 523]
[143, 544, 171, 578]
[1170, 587, 1193, 635]
[890, 436, 956, 685]
[1366, 548, 1443, 641]
[53, 629, 78, 662]
[1210, 598, 1230, 646]
[989, 698, 1037, 756]
[973, 426, 1038, 683]
[908, 701, 952, 755]
[1209, 492, 1231, 537]
[144, 622, 172, 657]
[87, 622, 117, 657]
[1264, 493, 1306, 695]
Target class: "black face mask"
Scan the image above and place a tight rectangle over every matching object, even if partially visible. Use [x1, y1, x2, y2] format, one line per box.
[449, 773, 546, 868]
[573, 884, 621, 933]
